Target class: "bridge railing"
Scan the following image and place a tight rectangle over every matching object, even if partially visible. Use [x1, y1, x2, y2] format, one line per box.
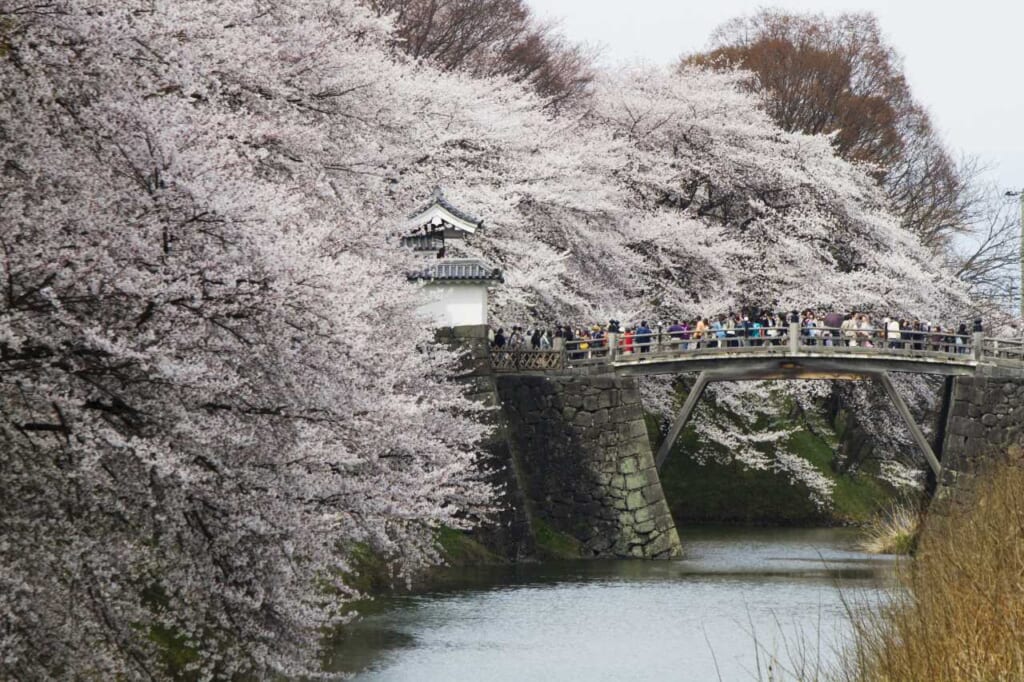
[980, 337, 1024, 365]
[488, 323, 1022, 372]
[792, 325, 973, 360]
[635, 326, 792, 355]
[619, 325, 974, 362]
[490, 348, 564, 371]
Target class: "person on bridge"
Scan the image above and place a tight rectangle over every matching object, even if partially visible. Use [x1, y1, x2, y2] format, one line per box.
[957, 323, 969, 353]
[765, 313, 784, 345]
[712, 315, 726, 348]
[740, 315, 754, 345]
[694, 318, 708, 349]
[911, 321, 924, 351]
[723, 315, 737, 347]
[802, 311, 819, 346]
[509, 326, 524, 349]
[591, 326, 606, 356]
[840, 314, 857, 346]
[635, 321, 653, 353]
[563, 325, 577, 358]
[856, 315, 875, 347]
[573, 329, 590, 360]
[886, 317, 901, 349]
[668, 320, 686, 348]
[682, 320, 694, 349]
[606, 319, 620, 354]
[623, 326, 634, 354]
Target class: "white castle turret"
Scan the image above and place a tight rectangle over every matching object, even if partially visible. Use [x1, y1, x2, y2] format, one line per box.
[403, 188, 502, 328]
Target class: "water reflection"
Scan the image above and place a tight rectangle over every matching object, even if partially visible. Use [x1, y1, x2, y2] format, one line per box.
[326, 527, 897, 681]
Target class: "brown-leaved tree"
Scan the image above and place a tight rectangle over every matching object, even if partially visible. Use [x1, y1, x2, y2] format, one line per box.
[685, 10, 977, 254]
[366, 0, 594, 110]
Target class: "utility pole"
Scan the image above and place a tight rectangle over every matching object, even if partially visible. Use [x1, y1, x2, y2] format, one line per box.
[1007, 190, 1024, 320]
[1019, 191, 1024, 321]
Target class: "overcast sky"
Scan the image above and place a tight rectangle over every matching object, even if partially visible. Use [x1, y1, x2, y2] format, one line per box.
[529, 0, 1024, 193]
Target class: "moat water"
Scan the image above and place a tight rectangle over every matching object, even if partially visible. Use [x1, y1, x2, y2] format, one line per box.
[326, 527, 897, 681]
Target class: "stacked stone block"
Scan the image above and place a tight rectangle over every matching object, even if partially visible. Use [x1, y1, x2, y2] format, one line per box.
[496, 373, 682, 559]
[939, 372, 1024, 496]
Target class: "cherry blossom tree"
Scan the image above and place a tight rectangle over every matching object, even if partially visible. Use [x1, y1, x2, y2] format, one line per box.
[444, 64, 971, 495]
[448, 64, 971, 326]
[1, 1, 495, 677]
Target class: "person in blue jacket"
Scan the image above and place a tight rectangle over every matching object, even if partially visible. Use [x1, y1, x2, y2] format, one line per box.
[712, 315, 726, 348]
[635, 320, 653, 353]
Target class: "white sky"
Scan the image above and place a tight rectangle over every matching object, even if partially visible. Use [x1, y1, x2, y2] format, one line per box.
[529, 0, 1024, 192]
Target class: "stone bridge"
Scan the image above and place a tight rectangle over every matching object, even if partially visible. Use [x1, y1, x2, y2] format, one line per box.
[450, 324, 1024, 560]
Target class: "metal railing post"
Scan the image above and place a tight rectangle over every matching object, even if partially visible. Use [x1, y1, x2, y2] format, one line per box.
[788, 322, 800, 353]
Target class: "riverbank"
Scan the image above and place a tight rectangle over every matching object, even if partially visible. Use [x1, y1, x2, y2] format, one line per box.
[343, 421, 908, 596]
[839, 456, 1024, 681]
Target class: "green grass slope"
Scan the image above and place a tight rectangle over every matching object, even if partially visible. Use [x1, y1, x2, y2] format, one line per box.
[648, 403, 898, 526]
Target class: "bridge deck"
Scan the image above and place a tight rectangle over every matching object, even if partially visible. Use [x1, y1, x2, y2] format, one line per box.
[490, 325, 1024, 379]
[486, 326, 1024, 481]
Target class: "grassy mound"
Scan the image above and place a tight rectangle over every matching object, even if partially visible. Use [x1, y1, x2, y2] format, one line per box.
[650, 412, 896, 526]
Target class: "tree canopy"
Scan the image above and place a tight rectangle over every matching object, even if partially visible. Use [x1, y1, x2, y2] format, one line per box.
[1, 2, 493, 677]
[366, 0, 595, 110]
[685, 10, 976, 253]
[0, 1, 974, 677]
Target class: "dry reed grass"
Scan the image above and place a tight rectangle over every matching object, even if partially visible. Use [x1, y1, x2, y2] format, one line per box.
[838, 460, 1024, 681]
[858, 503, 921, 555]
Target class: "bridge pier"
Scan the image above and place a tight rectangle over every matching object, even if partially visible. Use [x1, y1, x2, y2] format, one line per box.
[495, 373, 682, 559]
[937, 372, 1024, 499]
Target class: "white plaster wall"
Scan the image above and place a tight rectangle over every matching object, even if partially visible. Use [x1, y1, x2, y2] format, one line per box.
[418, 282, 489, 327]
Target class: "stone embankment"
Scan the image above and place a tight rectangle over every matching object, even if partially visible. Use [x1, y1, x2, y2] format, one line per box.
[496, 374, 681, 559]
[940, 372, 1024, 495]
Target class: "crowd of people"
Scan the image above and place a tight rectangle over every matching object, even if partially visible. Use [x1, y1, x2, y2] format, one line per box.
[490, 310, 984, 357]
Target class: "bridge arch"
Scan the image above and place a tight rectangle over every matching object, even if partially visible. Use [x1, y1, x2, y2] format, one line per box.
[652, 369, 944, 480]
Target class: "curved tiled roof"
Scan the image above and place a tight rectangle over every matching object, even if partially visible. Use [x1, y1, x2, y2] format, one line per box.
[400, 233, 445, 251]
[406, 186, 483, 228]
[408, 258, 503, 283]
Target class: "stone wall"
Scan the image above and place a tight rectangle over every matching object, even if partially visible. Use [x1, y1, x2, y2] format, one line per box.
[939, 372, 1024, 494]
[495, 373, 682, 559]
[440, 325, 533, 559]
